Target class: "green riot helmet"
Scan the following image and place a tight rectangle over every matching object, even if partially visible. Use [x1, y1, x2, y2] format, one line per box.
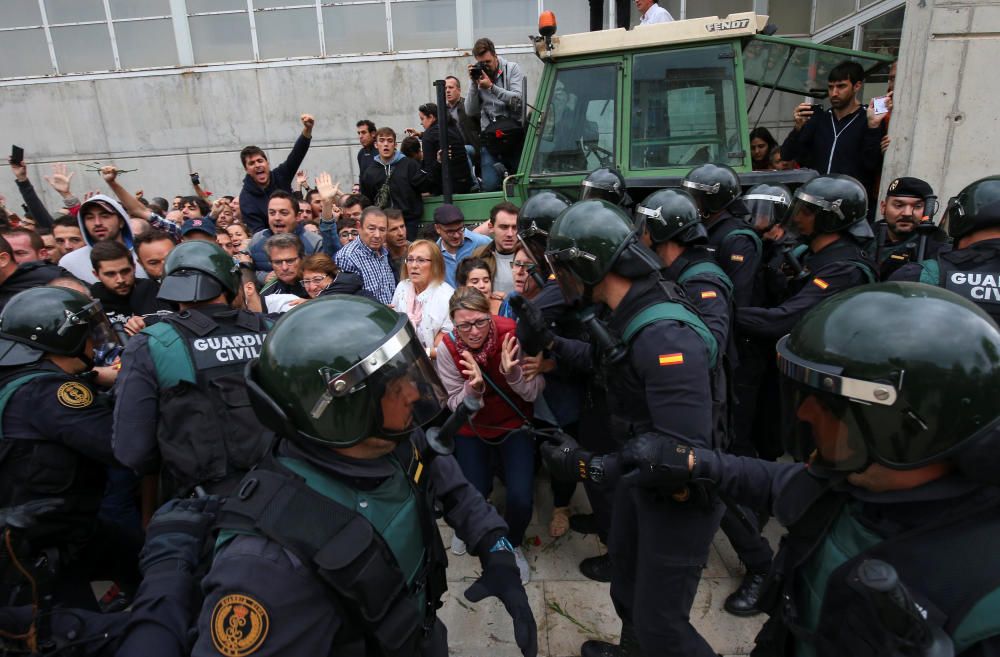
[158, 240, 240, 304]
[246, 295, 447, 448]
[0, 287, 122, 367]
[786, 174, 868, 239]
[742, 183, 791, 233]
[580, 168, 629, 206]
[517, 190, 571, 268]
[545, 199, 661, 303]
[635, 188, 707, 247]
[681, 164, 741, 217]
[941, 175, 1000, 240]
[776, 282, 1000, 477]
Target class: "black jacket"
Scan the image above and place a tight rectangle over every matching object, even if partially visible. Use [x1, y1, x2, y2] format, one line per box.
[359, 154, 430, 225]
[421, 120, 472, 195]
[239, 134, 312, 234]
[779, 105, 884, 190]
[0, 261, 70, 311]
[357, 145, 378, 181]
[90, 278, 173, 328]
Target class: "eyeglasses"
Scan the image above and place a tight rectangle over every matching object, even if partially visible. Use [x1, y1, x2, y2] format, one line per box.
[455, 317, 491, 333]
[272, 257, 300, 267]
[339, 230, 359, 239]
[512, 260, 536, 271]
[302, 275, 331, 287]
[406, 256, 431, 265]
[439, 226, 464, 236]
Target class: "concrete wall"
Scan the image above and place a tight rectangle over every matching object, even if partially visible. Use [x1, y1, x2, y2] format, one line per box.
[881, 0, 1000, 202]
[0, 51, 543, 214]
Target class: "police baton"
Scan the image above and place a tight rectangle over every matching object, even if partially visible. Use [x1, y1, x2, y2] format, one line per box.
[914, 196, 940, 263]
[426, 396, 483, 457]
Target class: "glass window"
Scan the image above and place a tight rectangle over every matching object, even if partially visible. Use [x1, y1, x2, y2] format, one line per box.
[767, 0, 810, 35]
[472, 0, 535, 47]
[51, 24, 114, 72]
[254, 0, 300, 7]
[255, 7, 320, 59]
[0, 0, 43, 28]
[630, 44, 743, 170]
[323, 4, 388, 54]
[190, 12, 254, 63]
[0, 29, 54, 77]
[860, 6, 904, 57]
[542, 0, 590, 35]
[814, 0, 855, 31]
[687, 0, 751, 19]
[44, 0, 105, 23]
[109, 0, 170, 19]
[187, 0, 247, 12]
[822, 30, 854, 50]
[531, 64, 617, 175]
[393, 0, 458, 50]
[115, 19, 178, 68]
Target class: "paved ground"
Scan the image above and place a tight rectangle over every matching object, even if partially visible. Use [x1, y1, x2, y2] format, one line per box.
[436, 477, 783, 657]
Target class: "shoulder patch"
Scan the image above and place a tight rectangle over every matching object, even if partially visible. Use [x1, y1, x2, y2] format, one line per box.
[811, 278, 830, 290]
[56, 381, 93, 409]
[211, 593, 270, 657]
[658, 353, 684, 366]
[700, 290, 717, 299]
[730, 254, 745, 263]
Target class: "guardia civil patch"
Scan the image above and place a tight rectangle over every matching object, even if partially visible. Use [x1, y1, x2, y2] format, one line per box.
[56, 382, 93, 408]
[211, 593, 269, 657]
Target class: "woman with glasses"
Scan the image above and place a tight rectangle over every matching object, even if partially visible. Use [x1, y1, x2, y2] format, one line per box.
[390, 240, 454, 357]
[300, 253, 367, 299]
[435, 287, 543, 585]
[456, 257, 505, 314]
[497, 245, 543, 318]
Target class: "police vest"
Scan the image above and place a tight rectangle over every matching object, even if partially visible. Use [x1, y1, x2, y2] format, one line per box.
[788, 238, 876, 298]
[752, 470, 1000, 657]
[143, 309, 274, 497]
[919, 252, 1000, 324]
[215, 442, 447, 657]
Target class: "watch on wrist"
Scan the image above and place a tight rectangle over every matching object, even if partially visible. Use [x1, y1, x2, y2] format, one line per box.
[587, 455, 604, 484]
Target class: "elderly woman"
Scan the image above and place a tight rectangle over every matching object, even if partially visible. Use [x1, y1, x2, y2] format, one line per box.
[456, 257, 505, 314]
[300, 253, 367, 299]
[391, 240, 454, 356]
[435, 287, 543, 585]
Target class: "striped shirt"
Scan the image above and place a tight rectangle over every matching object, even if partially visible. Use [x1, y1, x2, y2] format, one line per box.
[334, 238, 396, 305]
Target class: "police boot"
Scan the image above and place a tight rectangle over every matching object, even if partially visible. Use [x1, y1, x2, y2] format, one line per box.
[580, 624, 643, 657]
[579, 554, 612, 582]
[723, 570, 767, 617]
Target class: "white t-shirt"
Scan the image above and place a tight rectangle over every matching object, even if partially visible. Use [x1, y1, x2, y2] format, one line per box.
[391, 280, 456, 351]
[493, 250, 515, 295]
[639, 3, 674, 25]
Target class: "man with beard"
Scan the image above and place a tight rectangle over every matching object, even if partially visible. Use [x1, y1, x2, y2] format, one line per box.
[239, 114, 315, 234]
[89, 241, 172, 335]
[870, 176, 950, 279]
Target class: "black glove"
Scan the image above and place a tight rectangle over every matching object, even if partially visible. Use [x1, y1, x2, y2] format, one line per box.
[139, 496, 221, 576]
[465, 535, 537, 657]
[539, 432, 593, 483]
[511, 295, 554, 357]
[622, 433, 694, 489]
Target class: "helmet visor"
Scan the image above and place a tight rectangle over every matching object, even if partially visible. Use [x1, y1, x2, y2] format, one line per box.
[544, 249, 590, 304]
[312, 323, 447, 441]
[58, 299, 123, 365]
[743, 193, 790, 232]
[579, 183, 618, 203]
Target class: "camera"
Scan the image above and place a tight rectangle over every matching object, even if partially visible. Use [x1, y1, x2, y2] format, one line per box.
[470, 61, 489, 81]
[190, 172, 200, 186]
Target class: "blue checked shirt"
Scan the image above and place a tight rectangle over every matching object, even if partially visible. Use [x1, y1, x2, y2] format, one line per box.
[334, 238, 396, 305]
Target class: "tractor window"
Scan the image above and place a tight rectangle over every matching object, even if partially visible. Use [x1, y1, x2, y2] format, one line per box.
[630, 44, 743, 170]
[531, 64, 617, 175]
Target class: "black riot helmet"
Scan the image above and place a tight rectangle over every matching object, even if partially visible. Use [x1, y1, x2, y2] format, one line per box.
[517, 190, 571, 267]
[742, 183, 792, 233]
[0, 287, 122, 367]
[580, 168, 629, 206]
[787, 174, 869, 239]
[158, 241, 240, 304]
[545, 199, 661, 303]
[778, 282, 1000, 481]
[941, 175, 1000, 240]
[681, 164, 741, 217]
[635, 189, 707, 246]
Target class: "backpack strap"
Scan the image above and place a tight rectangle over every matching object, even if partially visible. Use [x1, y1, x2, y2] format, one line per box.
[721, 227, 763, 260]
[622, 302, 718, 369]
[918, 258, 942, 286]
[848, 259, 877, 284]
[677, 260, 734, 294]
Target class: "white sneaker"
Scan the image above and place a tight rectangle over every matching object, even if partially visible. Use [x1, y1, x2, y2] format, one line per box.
[514, 547, 530, 584]
[451, 535, 467, 556]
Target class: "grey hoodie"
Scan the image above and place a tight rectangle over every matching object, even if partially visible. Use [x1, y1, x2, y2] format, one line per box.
[58, 194, 147, 284]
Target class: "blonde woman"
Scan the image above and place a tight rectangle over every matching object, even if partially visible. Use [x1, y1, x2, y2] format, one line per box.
[391, 240, 454, 357]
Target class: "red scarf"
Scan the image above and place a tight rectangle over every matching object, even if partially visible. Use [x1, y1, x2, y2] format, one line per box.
[452, 317, 498, 367]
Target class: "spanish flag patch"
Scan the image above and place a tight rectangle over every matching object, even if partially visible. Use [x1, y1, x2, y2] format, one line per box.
[730, 254, 745, 263]
[812, 278, 830, 290]
[658, 353, 684, 366]
[701, 290, 717, 299]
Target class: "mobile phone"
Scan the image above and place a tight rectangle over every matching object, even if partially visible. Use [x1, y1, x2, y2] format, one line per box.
[10, 145, 24, 165]
[872, 95, 890, 115]
[810, 104, 824, 115]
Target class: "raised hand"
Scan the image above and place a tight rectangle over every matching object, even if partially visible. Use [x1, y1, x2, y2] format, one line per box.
[459, 350, 484, 391]
[44, 163, 75, 198]
[315, 171, 341, 202]
[500, 333, 521, 375]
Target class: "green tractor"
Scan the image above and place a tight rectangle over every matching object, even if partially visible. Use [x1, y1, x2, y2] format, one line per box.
[420, 11, 894, 223]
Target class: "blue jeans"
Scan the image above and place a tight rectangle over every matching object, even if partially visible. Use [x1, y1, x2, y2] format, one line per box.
[453, 429, 535, 547]
[480, 148, 518, 192]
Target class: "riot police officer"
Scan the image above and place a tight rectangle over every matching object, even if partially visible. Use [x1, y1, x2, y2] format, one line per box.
[682, 163, 760, 307]
[538, 199, 722, 657]
[619, 282, 1000, 655]
[113, 241, 273, 498]
[891, 175, 1000, 324]
[580, 167, 630, 207]
[0, 287, 140, 610]
[193, 295, 537, 657]
[872, 176, 949, 279]
[736, 174, 876, 341]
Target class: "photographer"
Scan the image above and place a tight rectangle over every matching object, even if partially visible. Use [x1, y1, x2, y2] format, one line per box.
[465, 38, 525, 192]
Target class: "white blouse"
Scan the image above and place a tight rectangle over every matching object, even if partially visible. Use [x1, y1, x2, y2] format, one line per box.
[391, 279, 456, 351]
